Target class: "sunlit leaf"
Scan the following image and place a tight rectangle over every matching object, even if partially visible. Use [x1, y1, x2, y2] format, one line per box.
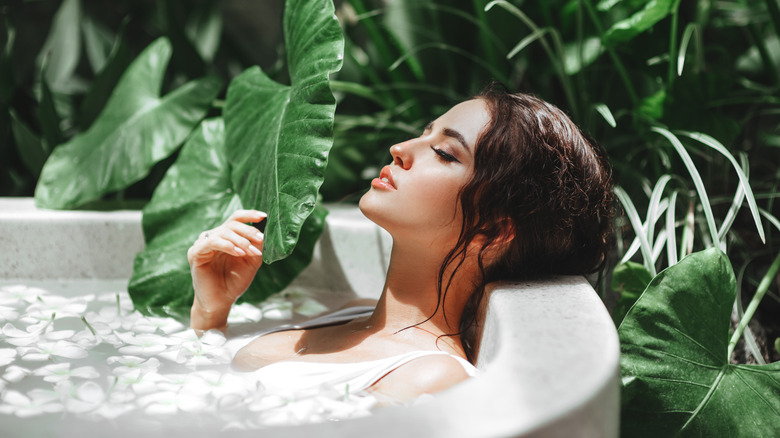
[34, 37, 222, 209]
[225, 0, 344, 263]
[603, 0, 674, 46]
[620, 248, 780, 437]
[128, 119, 327, 316]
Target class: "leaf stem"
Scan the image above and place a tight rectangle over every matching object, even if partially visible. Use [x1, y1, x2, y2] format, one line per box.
[580, 0, 638, 105]
[81, 315, 97, 337]
[667, 0, 682, 89]
[727, 250, 780, 359]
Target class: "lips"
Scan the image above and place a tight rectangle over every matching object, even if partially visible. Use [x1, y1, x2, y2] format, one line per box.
[379, 166, 396, 188]
[370, 166, 397, 191]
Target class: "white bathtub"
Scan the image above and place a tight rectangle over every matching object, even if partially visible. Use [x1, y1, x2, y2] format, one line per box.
[0, 198, 619, 437]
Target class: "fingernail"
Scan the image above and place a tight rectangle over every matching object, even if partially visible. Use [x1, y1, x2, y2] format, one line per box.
[248, 245, 262, 256]
[234, 247, 246, 256]
[256, 231, 264, 240]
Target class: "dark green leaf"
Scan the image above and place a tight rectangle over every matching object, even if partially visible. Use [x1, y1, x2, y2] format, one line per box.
[9, 110, 47, 176]
[611, 261, 653, 325]
[603, 0, 673, 46]
[37, 73, 62, 148]
[225, 0, 344, 263]
[619, 248, 780, 437]
[36, 0, 81, 93]
[34, 37, 222, 209]
[128, 119, 327, 316]
[0, 19, 15, 108]
[637, 88, 666, 121]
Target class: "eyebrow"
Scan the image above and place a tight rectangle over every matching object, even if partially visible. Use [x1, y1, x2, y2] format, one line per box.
[424, 122, 471, 154]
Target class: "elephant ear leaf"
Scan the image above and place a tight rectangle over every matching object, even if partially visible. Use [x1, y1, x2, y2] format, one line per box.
[128, 118, 328, 316]
[129, 0, 343, 315]
[225, 0, 344, 263]
[619, 248, 780, 437]
[34, 37, 222, 209]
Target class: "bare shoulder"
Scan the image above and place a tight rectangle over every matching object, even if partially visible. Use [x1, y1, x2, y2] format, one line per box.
[232, 330, 302, 371]
[370, 354, 471, 402]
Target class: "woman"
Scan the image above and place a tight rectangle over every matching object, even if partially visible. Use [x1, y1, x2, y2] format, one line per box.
[187, 85, 613, 403]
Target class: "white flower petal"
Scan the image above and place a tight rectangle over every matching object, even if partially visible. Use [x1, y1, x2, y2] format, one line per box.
[0, 348, 17, 366]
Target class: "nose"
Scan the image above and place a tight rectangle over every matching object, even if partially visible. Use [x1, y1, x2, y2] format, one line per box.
[390, 142, 412, 169]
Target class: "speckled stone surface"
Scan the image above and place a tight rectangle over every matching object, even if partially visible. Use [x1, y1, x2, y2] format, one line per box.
[0, 198, 619, 438]
[0, 198, 144, 279]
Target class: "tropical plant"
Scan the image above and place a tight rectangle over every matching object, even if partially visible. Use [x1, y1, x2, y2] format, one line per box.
[129, 0, 344, 315]
[3, 0, 780, 435]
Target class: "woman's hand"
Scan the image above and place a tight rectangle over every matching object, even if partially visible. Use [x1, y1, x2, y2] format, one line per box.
[187, 209, 266, 331]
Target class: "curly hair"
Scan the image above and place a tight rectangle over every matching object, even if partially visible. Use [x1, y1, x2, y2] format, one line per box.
[430, 84, 614, 357]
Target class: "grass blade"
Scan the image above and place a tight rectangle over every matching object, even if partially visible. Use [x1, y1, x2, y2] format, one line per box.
[614, 185, 656, 276]
[651, 127, 719, 245]
[666, 190, 679, 265]
[677, 23, 698, 76]
[594, 103, 617, 127]
[727, 250, 780, 359]
[507, 27, 551, 59]
[679, 131, 766, 243]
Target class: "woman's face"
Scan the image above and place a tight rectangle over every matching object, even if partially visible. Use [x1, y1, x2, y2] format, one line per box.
[359, 99, 491, 245]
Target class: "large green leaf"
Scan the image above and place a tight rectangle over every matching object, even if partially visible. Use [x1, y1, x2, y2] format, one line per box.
[225, 0, 344, 263]
[619, 248, 780, 437]
[128, 118, 327, 317]
[129, 0, 344, 315]
[34, 37, 222, 209]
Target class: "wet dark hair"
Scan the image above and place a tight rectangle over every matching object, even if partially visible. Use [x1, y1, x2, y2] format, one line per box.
[431, 84, 614, 359]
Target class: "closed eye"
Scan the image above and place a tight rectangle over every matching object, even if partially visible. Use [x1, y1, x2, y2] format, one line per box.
[431, 146, 460, 163]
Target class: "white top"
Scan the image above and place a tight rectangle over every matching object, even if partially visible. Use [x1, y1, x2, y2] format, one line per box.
[249, 306, 479, 397]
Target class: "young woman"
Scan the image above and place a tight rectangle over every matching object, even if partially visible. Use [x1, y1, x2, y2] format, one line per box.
[186, 86, 613, 403]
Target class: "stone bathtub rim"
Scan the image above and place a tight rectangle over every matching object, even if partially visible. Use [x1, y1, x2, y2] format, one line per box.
[0, 197, 620, 438]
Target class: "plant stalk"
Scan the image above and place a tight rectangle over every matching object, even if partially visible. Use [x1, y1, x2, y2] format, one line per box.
[580, 0, 638, 105]
[667, 0, 683, 89]
[727, 250, 780, 359]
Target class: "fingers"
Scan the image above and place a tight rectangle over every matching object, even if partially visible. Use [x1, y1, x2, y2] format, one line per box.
[229, 209, 267, 224]
[187, 210, 266, 266]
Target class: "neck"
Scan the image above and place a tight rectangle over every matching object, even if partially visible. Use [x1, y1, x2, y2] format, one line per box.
[365, 238, 478, 346]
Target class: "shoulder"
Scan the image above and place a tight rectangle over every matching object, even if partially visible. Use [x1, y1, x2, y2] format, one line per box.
[370, 353, 471, 401]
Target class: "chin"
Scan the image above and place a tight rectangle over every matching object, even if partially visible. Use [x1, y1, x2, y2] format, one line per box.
[358, 190, 397, 234]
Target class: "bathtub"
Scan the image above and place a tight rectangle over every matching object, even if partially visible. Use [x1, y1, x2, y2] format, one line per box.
[0, 197, 619, 437]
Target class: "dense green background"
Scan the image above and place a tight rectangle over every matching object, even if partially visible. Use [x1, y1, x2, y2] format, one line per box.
[2, 1, 779, 435]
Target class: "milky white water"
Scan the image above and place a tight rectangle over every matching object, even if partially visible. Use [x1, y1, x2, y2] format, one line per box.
[0, 281, 378, 433]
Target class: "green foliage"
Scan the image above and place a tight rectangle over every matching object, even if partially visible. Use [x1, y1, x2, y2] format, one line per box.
[128, 119, 328, 316]
[620, 249, 780, 436]
[129, 0, 344, 316]
[34, 38, 222, 209]
[610, 261, 652, 325]
[4, 0, 780, 433]
[224, 0, 344, 262]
